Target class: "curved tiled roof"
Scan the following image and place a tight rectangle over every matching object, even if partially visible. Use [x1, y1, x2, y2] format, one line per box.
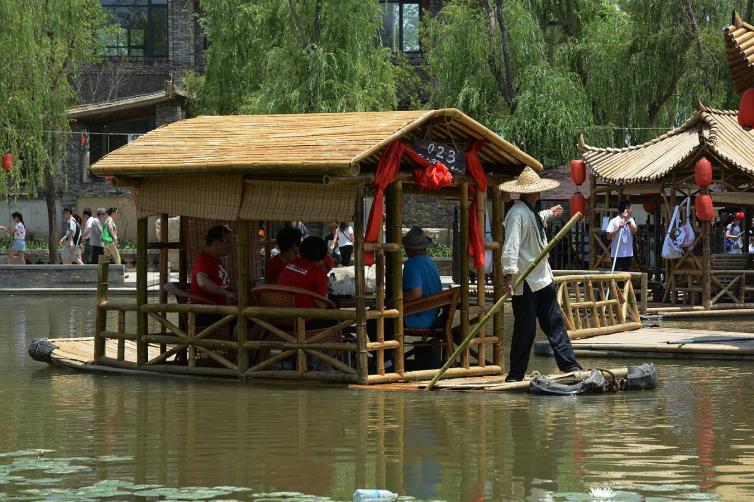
[578, 104, 754, 183]
[724, 10, 754, 95]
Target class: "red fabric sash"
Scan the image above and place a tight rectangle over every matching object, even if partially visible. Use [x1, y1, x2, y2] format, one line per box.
[466, 141, 487, 270]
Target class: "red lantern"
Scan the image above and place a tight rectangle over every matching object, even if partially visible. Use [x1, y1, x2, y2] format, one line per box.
[570, 159, 586, 186]
[570, 192, 586, 217]
[694, 157, 712, 188]
[643, 193, 659, 214]
[2, 153, 12, 172]
[80, 133, 88, 146]
[695, 194, 714, 222]
[739, 87, 754, 130]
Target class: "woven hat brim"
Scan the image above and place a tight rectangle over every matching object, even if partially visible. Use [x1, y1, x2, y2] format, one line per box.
[498, 178, 560, 194]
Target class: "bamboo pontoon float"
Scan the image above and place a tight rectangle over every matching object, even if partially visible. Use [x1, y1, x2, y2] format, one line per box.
[579, 103, 754, 315]
[30, 109, 552, 385]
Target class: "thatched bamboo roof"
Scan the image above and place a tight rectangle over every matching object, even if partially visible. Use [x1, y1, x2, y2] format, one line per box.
[90, 109, 542, 177]
[578, 104, 754, 183]
[68, 85, 186, 121]
[724, 10, 754, 95]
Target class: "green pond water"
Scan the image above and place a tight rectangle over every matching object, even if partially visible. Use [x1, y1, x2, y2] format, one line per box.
[2, 294, 754, 501]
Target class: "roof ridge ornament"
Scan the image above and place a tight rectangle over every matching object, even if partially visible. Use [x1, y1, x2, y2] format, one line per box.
[733, 9, 743, 27]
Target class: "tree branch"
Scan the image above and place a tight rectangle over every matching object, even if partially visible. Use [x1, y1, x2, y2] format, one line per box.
[494, 0, 516, 112]
[481, 0, 516, 111]
[648, 71, 682, 126]
[313, 0, 321, 44]
[676, 0, 712, 96]
[287, 0, 311, 50]
[747, 0, 753, 23]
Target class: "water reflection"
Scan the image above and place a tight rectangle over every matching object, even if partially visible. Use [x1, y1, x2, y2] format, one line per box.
[2, 295, 754, 500]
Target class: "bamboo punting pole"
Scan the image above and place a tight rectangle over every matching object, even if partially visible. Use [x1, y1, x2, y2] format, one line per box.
[159, 213, 169, 355]
[136, 217, 149, 366]
[367, 365, 502, 384]
[100, 301, 138, 311]
[237, 220, 250, 373]
[388, 180, 404, 374]
[491, 188, 504, 367]
[459, 182, 470, 368]
[354, 182, 369, 384]
[425, 212, 584, 391]
[94, 255, 110, 361]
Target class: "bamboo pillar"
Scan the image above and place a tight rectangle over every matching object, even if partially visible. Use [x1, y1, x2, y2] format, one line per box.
[136, 216, 148, 366]
[376, 237, 386, 375]
[94, 254, 110, 362]
[159, 213, 168, 354]
[589, 173, 597, 269]
[460, 182, 470, 368]
[178, 216, 187, 285]
[354, 183, 369, 384]
[703, 221, 711, 309]
[237, 220, 250, 373]
[491, 188, 504, 367]
[388, 180, 404, 374]
[475, 187, 486, 366]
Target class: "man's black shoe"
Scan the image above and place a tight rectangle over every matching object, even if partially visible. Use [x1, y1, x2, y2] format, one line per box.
[505, 376, 523, 382]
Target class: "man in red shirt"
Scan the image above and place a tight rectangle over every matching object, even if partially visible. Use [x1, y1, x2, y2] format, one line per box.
[277, 236, 331, 325]
[265, 227, 303, 284]
[190, 226, 236, 306]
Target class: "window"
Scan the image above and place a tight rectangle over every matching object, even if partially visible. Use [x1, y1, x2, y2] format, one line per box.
[102, 0, 168, 58]
[380, 1, 420, 53]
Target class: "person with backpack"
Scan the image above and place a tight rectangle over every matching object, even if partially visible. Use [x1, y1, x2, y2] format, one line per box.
[101, 207, 121, 265]
[59, 207, 83, 265]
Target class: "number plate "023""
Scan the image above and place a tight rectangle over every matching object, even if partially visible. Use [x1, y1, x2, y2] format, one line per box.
[412, 138, 466, 174]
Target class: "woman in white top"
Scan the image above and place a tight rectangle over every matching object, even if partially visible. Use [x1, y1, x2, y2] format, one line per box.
[336, 222, 354, 266]
[0, 212, 27, 264]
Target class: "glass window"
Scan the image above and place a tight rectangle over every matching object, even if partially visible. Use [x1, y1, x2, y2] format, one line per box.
[380, 1, 421, 53]
[102, 0, 168, 58]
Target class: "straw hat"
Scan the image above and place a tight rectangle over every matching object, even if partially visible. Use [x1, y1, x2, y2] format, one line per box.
[498, 166, 559, 194]
[402, 226, 432, 250]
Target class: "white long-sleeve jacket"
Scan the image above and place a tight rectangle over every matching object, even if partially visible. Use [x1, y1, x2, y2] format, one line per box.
[502, 200, 554, 296]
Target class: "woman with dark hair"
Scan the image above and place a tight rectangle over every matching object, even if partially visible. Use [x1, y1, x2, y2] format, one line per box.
[101, 207, 121, 265]
[335, 222, 354, 266]
[1, 212, 26, 264]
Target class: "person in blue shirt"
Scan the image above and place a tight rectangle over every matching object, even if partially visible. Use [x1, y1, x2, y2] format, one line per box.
[402, 226, 443, 328]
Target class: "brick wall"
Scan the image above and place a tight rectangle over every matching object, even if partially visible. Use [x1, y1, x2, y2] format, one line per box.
[402, 194, 457, 231]
[0, 264, 125, 288]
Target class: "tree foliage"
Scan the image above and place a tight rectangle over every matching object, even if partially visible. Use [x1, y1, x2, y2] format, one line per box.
[423, 0, 743, 166]
[189, 0, 397, 114]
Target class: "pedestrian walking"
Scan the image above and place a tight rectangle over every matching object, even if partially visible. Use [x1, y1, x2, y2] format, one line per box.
[0, 212, 27, 264]
[101, 207, 121, 265]
[606, 199, 638, 271]
[725, 211, 745, 254]
[59, 208, 83, 265]
[335, 222, 354, 266]
[500, 167, 583, 382]
[81, 208, 92, 264]
[89, 208, 105, 264]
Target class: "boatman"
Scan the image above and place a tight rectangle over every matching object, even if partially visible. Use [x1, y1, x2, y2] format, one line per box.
[500, 166, 583, 382]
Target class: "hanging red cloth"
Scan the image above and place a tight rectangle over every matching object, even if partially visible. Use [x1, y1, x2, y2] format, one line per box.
[364, 141, 405, 265]
[466, 141, 487, 270]
[414, 161, 453, 191]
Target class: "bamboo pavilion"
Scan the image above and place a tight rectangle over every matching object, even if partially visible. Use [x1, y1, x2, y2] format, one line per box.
[579, 103, 754, 311]
[724, 10, 754, 96]
[81, 108, 544, 384]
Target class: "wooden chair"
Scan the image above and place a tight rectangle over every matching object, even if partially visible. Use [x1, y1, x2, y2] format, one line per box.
[403, 287, 460, 362]
[250, 284, 344, 368]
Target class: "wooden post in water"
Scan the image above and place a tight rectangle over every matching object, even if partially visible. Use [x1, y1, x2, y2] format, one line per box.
[387, 180, 404, 374]
[354, 183, 369, 384]
[702, 221, 711, 309]
[94, 254, 110, 362]
[459, 182, 470, 368]
[491, 187, 504, 367]
[136, 216, 148, 366]
[237, 219, 250, 373]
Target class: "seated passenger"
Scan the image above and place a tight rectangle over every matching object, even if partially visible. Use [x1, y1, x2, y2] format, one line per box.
[190, 225, 236, 306]
[265, 227, 303, 284]
[402, 226, 442, 328]
[277, 236, 333, 329]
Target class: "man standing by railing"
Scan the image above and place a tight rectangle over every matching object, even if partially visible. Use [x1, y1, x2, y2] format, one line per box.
[500, 167, 583, 382]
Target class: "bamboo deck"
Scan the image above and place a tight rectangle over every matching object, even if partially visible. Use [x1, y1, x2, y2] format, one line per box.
[535, 327, 754, 360]
[35, 337, 632, 392]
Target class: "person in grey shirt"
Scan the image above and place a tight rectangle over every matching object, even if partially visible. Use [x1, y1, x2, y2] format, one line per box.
[88, 208, 105, 264]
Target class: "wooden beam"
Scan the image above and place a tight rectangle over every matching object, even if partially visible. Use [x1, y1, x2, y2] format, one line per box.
[136, 216, 149, 366]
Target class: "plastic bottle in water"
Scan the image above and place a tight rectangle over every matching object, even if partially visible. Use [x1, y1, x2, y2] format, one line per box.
[352, 488, 398, 502]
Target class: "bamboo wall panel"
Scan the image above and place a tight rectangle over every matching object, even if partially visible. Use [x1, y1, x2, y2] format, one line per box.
[135, 174, 243, 221]
[239, 180, 357, 222]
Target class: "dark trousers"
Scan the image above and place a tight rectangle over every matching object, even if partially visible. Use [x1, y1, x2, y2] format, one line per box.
[89, 245, 104, 264]
[509, 281, 582, 380]
[614, 256, 632, 272]
[339, 245, 353, 266]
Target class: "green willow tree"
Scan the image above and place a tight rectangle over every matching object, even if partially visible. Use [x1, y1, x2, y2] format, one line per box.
[0, 0, 106, 262]
[189, 0, 397, 114]
[423, 0, 742, 166]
